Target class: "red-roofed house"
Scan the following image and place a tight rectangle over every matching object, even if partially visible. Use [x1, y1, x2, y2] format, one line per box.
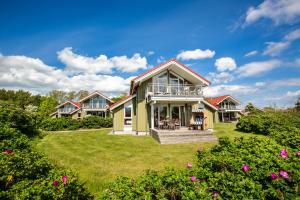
[205, 95, 242, 122]
[110, 58, 224, 135]
[51, 91, 113, 119]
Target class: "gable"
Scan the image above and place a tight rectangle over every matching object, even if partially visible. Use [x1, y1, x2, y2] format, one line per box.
[79, 91, 113, 103]
[130, 59, 210, 94]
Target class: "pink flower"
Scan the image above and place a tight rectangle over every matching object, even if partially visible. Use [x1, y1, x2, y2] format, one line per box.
[190, 176, 197, 182]
[212, 191, 218, 198]
[61, 176, 68, 184]
[53, 180, 59, 187]
[187, 163, 192, 169]
[279, 170, 289, 179]
[3, 149, 13, 154]
[270, 173, 278, 180]
[280, 149, 288, 158]
[296, 151, 300, 157]
[242, 164, 250, 172]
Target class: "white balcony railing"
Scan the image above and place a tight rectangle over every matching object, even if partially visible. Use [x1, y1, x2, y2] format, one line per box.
[147, 84, 203, 98]
[82, 103, 108, 109]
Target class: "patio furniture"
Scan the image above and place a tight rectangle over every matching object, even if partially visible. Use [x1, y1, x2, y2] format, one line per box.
[174, 119, 180, 129]
[168, 120, 175, 130]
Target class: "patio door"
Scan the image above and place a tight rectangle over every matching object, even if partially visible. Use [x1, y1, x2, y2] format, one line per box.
[171, 106, 180, 125]
[154, 105, 167, 128]
[180, 106, 186, 126]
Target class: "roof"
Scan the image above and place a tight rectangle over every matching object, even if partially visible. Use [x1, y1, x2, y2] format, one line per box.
[130, 58, 211, 93]
[110, 95, 136, 110]
[78, 91, 113, 103]
[56, 100, 81, 109]
[205, 95, 241, 109]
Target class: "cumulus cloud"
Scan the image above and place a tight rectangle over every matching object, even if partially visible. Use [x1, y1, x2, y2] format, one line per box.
[237, 59, 281, 77]
[244, 50, 258, 57]
[215, 57, 237, 72]
[0, 53, 135, 95]
[245, 0, 300, 25]
[286, 90, 300, 97]
[58, 47, 147, 74]
[263, 28, 300, 56]
[176, 49, 215, 60]
[206, 72, 234, 84]
[204, 84, 257, 97]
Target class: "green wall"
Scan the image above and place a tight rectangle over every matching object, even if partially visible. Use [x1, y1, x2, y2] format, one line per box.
[113, 105, 124, 131]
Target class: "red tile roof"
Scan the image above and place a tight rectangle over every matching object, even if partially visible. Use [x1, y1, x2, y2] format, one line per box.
[205, 95, 231, 108]
[110, 95, 134, 110]
[69, 100, 81, 108]
[132, 58, 211, 84]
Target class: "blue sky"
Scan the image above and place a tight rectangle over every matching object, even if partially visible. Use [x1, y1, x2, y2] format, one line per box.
[0, 0, 300, 108]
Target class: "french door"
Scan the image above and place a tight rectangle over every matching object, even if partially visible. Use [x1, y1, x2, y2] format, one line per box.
[171, 105, 186, 127]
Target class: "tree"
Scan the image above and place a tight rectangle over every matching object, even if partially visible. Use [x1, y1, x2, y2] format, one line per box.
[111, 93, 127, 102]
[38, 96, 57, 117]
[76, 90, 89, 100]
[295, 97, 300, 111]
[245, 102, 256, 112]
[48, 90, 67, 103]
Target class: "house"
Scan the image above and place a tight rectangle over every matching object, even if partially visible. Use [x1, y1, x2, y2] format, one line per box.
[50, 91, 113, 119]
[205, 95, 242, 122]
[110, 58, 228, 135]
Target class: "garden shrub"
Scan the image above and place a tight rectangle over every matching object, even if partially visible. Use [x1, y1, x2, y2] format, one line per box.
[0, 103, 93, 199]
[236, 112, 300, 148]
[41, 116, 113, 131]
[100, 137, 300, 200]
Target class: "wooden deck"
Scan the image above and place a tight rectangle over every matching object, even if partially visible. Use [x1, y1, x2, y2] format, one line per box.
[150, 128, 217, 144]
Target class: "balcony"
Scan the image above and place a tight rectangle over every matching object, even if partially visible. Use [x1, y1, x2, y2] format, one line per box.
[219, 105, 241, 111]
[82, 103, 108, 110]
[147, 84, 203, 99]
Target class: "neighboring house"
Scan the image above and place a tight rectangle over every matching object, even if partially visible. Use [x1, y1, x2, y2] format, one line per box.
[110, 58, 224, 135]
[50, 91, 113, 119]
[205, 95, 242, 122]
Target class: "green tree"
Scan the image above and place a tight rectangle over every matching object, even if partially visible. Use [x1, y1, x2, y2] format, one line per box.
[38, 96, 57, 117]
[111, 93, 127, 102]
[295, 97, 300, 111]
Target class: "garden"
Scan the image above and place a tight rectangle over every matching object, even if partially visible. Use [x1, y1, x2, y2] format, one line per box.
[0, 95, 299, 199]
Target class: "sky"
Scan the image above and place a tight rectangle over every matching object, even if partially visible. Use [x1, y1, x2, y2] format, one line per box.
[0, 0, 300, 108]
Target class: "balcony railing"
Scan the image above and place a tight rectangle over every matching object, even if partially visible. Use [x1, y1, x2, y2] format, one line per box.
[82, 103, 108, 109]
[147, 84, 203, 98]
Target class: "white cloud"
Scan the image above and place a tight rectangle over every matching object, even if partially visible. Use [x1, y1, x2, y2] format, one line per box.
[111, 53, 147, 73]
[237, 59, 281, 77]
[286, 90, 300, 97]
[214, 57, 237, 72]
[58, 47, 147, 74]
[284, 28, 300, 41]
[176, 49, 215, 60]
[147, 51, 155, 56]
[157, 56, 166, 63]
[255, 82, 266, 87]
[263, 28, 300, 56]
[0, 53, 134, 95]
[263, 41, 290, 56]
[244, 50, 258, 57]
[204, 84, 257, 97]
[245, 0, 300, 25]
[206, 72, 234, 84]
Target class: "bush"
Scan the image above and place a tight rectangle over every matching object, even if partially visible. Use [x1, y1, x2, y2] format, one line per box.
[0, 103, 93, 199]
[81, 116, 113, 129]
[100, 137, 300, 199]
[40, 117, 81, 131]
[236, 112, 300, 148]
[40, 116, 113, 131]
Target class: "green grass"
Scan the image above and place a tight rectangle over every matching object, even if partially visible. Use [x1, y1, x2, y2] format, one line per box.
[36, 123, 266, 196]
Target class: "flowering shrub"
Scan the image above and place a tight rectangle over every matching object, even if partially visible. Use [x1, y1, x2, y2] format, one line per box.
[100, 137, 300, 199]
[40, 116, 113, 131]
[0, 103, 93, 199]
[237, 112, 300, 148]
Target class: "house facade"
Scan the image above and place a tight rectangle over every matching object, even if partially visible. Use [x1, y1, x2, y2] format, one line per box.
[206, 95, 242, 122]
[110, 59, 225, 135]
[51, 91, 113, 119]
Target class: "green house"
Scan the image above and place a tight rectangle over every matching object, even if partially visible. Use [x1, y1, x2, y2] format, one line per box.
[110, 58, 225, 135]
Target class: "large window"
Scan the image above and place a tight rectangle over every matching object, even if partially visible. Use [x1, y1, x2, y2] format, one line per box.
[153, 72, 167, 93]
[124, 101, 132, 126]
[84, 95, 106, 109]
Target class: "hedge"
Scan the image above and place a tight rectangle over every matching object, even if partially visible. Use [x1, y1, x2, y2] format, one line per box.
[100, 137, 300, 199]
[40, 116, 113, 131]
[236, 112, 300, 149]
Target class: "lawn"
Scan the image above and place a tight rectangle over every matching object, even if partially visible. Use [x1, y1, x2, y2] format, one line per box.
[36, 123, 265, 196]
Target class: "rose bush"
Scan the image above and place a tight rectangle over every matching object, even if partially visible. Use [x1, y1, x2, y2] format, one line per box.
[100, 137, 300, 199]
[0, 102, 93, 199]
